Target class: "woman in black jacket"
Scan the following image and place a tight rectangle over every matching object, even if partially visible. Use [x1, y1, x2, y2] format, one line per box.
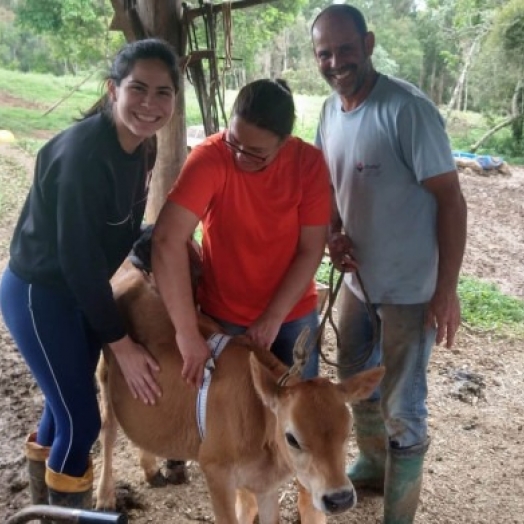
[0, 38, 179, 512]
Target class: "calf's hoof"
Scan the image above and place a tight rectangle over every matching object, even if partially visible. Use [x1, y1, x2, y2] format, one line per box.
[146, 470, 168, 487]
[95, 489, 116, 511]
[164, 460, 189, 485]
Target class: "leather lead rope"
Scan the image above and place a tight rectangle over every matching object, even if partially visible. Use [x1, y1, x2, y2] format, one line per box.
[278, 263, 379, 387]
[316, 264, 379, 372]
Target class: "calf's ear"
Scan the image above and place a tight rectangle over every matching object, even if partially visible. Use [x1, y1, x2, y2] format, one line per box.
[250, 353, 279, 412]
[336, 366, 385, 403]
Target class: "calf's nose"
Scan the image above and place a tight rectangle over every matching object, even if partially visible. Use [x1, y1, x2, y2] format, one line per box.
[322, 489, 356, 514]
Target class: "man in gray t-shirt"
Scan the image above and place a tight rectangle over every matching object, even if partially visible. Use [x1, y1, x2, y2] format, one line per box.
[312, 4, 467, 523]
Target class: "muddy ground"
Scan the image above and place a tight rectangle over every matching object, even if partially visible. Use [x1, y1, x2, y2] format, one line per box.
[0, 141, 523, 523]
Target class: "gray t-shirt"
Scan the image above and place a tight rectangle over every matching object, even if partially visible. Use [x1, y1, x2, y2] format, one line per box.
[317, 74, 456, 304]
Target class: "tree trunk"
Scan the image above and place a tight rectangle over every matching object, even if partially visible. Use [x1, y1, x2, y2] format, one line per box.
[429, 59, 436, 101]
[469, 115, 519, 153]
[146, 88, 187, 223]
[437, 73, 444, 107]
[463, 77, 468, 112]
[445, 36, 480, 121]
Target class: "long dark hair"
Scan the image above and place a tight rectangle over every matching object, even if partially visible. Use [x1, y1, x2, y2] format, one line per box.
[82, 38, 180, 120]
[231, 78, 296, 139]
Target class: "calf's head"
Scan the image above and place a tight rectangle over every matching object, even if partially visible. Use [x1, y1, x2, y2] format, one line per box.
[250, 354, 384, 516]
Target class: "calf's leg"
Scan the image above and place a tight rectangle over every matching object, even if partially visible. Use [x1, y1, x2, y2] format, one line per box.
[255, 490, 279, 524]
[203, 465, 239, 524]
[138, 448, 166, 487]
[297, 481, 326, 524]
[235, 488, 258, 524]
[95, 362, 118, 510]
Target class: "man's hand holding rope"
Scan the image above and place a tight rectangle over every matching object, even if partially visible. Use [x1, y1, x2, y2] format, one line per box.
[328, 232, 358, 273]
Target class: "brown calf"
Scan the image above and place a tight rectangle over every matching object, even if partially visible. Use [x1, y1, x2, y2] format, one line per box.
[95, 261, 384, 523]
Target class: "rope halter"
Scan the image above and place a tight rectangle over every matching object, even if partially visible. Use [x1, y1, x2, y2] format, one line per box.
[277, 326, 312, 387]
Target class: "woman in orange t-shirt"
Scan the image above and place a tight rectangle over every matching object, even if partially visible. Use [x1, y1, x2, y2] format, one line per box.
[152, 79, 330, 387]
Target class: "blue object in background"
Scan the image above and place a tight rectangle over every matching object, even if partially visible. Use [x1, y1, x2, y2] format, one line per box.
[453, 150, 504, 170]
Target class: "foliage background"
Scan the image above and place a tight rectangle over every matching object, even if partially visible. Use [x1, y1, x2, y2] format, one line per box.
[0, 0, 523, 159]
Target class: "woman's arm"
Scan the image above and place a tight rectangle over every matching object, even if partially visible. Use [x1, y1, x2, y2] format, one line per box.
[246, 224, 327, 348]
[152, 201, 211, 387]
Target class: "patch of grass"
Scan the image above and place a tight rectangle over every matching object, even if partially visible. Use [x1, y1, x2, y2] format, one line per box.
[0, 105, 77, 137]
[459, 276, 524, 336]
[0, 69, 103, 106]
[3, 66, 524, 158]
[315, 263, 524, 337]
[0, 69, 104, 139]
[294, 93, 324, 143]
[0, 67, 209, 140]
[315, 257, 332, 286]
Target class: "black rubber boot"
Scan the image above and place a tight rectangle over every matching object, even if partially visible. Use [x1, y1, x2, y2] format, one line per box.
[25, 432, 51, 523]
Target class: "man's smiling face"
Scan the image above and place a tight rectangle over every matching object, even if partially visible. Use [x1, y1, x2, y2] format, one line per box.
[312, 14, 374, 104]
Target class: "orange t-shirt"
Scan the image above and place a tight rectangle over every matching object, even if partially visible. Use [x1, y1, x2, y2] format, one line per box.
[167, 132, 330, 325]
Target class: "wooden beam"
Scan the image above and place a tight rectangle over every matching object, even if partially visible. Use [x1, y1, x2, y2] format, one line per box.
[180, 49, 215, 68]
[109, 0, 136, 40]
[185, 0, 277, 22]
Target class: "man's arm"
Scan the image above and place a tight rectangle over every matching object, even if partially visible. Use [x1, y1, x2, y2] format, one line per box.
[423, 170, 467, 348]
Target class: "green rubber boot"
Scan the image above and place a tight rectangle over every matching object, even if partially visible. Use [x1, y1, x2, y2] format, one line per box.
[346, 400, 387, 491]
[383, 438, 430, 524]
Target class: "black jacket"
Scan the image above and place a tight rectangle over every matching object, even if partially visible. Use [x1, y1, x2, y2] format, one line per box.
[9, 112, 155, 343]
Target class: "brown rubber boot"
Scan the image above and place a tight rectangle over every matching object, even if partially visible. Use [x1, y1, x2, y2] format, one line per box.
[46, 459, 93, 518]
[24, 432, 51, 517]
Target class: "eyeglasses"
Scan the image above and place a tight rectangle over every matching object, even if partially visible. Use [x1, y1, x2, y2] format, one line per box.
[221, 134, 270, 164]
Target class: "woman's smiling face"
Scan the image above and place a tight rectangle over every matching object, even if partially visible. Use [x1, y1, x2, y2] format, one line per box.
[110, 58, 176, 153]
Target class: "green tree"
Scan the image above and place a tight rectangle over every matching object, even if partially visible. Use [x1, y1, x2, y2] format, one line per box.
[0, 2, 63, 73]
[216, 0, 307, 85]
[482, 0, 524, 150]
[15, 0, 123, 73]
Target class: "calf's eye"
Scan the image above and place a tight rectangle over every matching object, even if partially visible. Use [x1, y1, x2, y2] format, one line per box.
[285, 432, 301, 450]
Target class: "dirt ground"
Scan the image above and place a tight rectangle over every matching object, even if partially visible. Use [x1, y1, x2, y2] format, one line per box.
[0, 141, 523, 524]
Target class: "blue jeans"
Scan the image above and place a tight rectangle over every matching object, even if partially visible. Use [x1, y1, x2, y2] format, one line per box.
[0, 267, 101, 477]
[207, 309, 320, 379]
[337, 285, 435, 448]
